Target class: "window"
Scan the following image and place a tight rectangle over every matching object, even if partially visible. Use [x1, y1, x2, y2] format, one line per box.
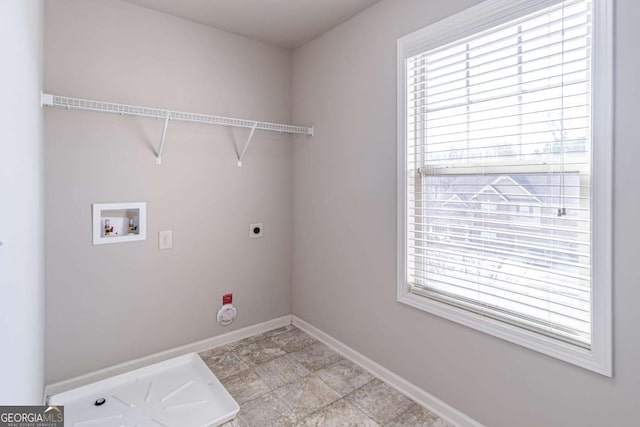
[397, 0, 612, 375]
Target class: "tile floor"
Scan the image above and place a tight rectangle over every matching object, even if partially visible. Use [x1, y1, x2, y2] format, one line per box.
[199, 325, 452, 427]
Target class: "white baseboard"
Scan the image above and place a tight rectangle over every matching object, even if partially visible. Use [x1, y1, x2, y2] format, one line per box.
[291, 315, 484, 427]
[44, 315, 292, 399]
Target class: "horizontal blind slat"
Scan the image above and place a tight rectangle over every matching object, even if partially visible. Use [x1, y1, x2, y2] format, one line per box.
[409, 216, 591, 246]
[409, 93, 589, 126]
[410, 271, 591, 322]
[408, 189, 590, 201]
[409, 238, 588, 270]
[408, 248, 590, 282]
[422, 40, 590, 92]
[409, 0, 589, 67]
[409, 254, 590, 296]
[420, 73, 589, 111]
[410, 228, 591, 258]
[410, 124, 589, 147]
[415, 44, 590, 97]
[412, 14, 590, 78]
[408, 213, 590, 234]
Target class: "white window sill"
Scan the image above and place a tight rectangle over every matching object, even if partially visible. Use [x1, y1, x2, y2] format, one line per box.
[397, 289, 611, 376]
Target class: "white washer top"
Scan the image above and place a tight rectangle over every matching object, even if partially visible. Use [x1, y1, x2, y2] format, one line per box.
[48, 353, 239, 427]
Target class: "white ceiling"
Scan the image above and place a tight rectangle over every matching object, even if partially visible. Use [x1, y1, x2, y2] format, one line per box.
[124, 0, 382, 49]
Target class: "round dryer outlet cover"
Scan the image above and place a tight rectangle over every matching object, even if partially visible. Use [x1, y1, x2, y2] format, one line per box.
[217, 304, 237, 326]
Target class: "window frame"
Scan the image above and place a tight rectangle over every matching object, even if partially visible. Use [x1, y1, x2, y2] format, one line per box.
[396, 0, 613, 376]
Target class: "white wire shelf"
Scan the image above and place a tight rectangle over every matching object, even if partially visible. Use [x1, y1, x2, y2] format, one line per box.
[41, 92, 314, 166]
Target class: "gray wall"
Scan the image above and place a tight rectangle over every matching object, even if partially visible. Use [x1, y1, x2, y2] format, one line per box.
[291, 0, 639, 426]
[45, 0, 294, 383]
[0, 0, 45, 404]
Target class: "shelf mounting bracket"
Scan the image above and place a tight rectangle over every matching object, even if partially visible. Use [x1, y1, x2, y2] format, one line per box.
[237, 122, 258, 167]
[156, 114, 170, 165]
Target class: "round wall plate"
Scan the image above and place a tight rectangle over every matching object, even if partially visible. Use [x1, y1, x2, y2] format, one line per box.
[216, 304, 237, 326]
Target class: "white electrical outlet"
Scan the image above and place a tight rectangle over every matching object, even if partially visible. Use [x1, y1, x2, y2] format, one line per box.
[159, 230, 172, 249]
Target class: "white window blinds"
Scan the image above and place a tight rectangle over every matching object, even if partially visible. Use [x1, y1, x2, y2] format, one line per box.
[405, 0, 593, 348]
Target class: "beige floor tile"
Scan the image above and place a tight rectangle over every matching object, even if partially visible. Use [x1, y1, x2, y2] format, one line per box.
[221, 369, 270, 404]
[253, 354, 311, 390]
[346, 378, 414, 425]
[269, 329, 318, 353]
[384, 403, 453, 427]
[315, 359, 374, 396]
[203, 351, 249, 381]
[296, 398, 380, 427]
[201, 325, 296, 356]
[236, 337, 287, 366]
[263, 324, 298, 338]
[198, 343, 235, 360]
[288, 342, 345, 371]
[274, 375, 341, 418]
[234, 391, 299, 427]
[228, 334, 268, 350]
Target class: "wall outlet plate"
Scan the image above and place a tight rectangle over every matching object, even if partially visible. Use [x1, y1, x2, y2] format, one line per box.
[159, 230, 172, 249]
[249, 223, 263, 238]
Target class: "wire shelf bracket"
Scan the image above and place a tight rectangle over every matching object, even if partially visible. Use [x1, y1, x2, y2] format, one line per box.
[41, 92, 314, 167]
[237, 122, 257, 167]
[156, 114, 170, 165]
